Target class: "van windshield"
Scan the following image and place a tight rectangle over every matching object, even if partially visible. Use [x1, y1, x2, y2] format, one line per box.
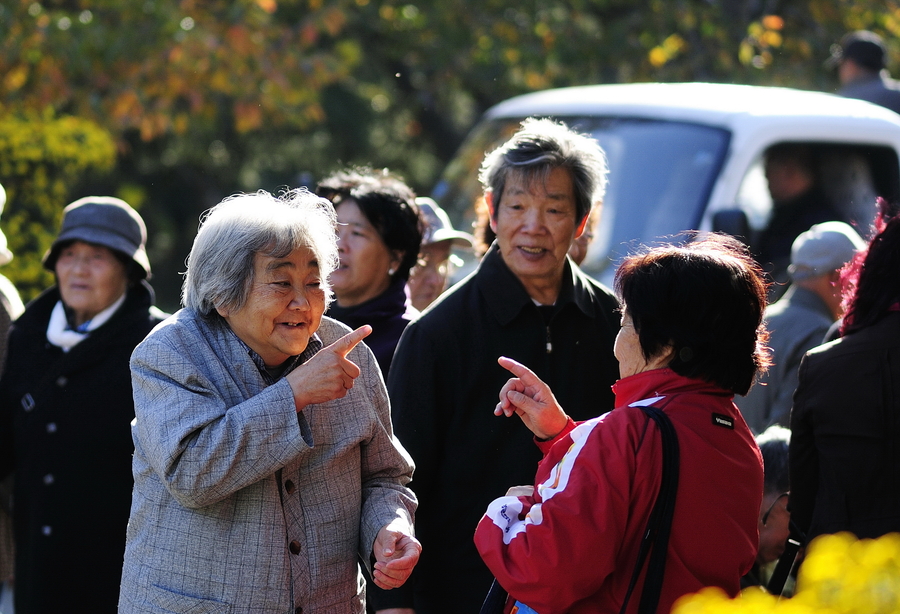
[432, 116, 731, 281]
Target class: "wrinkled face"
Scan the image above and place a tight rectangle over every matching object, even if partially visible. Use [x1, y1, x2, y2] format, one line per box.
[490, 167, 584, 300]
[217, 247, 325, 367]
[55, 241, 129, 326]
[408, 240, 452, 311]
[757, 492, 791, 565]
[614, 311, 672, 379]
[331, 200, 399, 307]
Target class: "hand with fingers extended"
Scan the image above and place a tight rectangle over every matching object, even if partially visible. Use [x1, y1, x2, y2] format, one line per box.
[286, 325, 372, 411]
[371, 519, 422, 590]
[495, 356, 570, 440]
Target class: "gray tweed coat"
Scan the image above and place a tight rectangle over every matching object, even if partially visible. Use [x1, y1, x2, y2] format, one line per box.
[118, 310, 416, 614]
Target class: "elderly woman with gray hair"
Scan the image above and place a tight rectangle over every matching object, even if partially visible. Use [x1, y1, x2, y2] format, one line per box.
[117, 189, 420, 614]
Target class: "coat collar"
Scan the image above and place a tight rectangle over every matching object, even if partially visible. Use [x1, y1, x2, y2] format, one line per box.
[475, 242, 600, 326]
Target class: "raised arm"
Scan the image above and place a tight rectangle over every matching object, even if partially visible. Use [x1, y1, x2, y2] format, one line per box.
[495, 356, 570, 440]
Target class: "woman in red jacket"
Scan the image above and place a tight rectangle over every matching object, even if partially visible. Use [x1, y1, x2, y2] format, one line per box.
[475, 235, 769, 614]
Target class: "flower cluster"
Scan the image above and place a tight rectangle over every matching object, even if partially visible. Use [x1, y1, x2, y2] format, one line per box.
[673, 532, 900, 614]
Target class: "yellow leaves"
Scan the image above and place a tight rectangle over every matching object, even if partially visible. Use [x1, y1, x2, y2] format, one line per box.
[234, 101, 263, 133]
[110, 91, 142, 123]
[741, 15, 784, 69]
[762, 15, 785, 31]
[0, 107, 116, 300]
[321, 6, 347, 37]
[649, 34, 686, 68]
[255, 0, 277, 14]
[4, 65, 29, 92]
[672, 533, 900, 614]
[524, 70, 549, 91]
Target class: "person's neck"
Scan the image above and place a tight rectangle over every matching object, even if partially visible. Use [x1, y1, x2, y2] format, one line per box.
[522, 277, 562, 306]
[335, 277, 394, 308]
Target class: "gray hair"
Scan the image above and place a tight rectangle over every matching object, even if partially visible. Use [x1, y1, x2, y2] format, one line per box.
[182, 188, 339, 317]
[478, 117, 608, 224]
[756, 425, 791, 496]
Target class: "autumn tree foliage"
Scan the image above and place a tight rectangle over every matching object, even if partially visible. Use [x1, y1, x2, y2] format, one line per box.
[1, 0, 899, 306]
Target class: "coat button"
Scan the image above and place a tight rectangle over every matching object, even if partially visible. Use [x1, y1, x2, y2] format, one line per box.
[284, 480, 296, 495]
[47, 422, 57, 433]
[43, 474, 54, 485]
[56, 376, 67, 387]
[295, 608, 303, 614]
[42, 525, 52, 536]
[289, 540, 302, 555]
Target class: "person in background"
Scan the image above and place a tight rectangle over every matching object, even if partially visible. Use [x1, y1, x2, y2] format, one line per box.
[383, 118, 621, 614]
[754, 144, 842, 295]
[477, 235, 766, 614]
[407, 197, 474, 312]
[790, 197, 900, 544]
[737, 221, 865, 433]
[317, 168, 423, 378]
[827, 30, 900, 115]
[117, 189, 419, 614]
[742, 425, 792, 591]
[0, 181, 23, 614]
[0, 196, 167, 614]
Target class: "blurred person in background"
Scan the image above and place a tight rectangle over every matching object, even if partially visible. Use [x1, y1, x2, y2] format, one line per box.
[827, 30, 900, 114]
[754, 144, 842, 294]
[737, 221, 865, 433]
[317, 168, 423, 378]
[118, 189, 419, 614]
[0, 181, 24, 614]
[742, 425, 793, 591]
[407, 197, 474, 312]
[790, 197, 900, 543]
[0, 196, 166, 614]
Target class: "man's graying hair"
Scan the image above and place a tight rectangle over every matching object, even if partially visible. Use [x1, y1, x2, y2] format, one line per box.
[182, 188, 339, 317]
[478, 117, 608, 224]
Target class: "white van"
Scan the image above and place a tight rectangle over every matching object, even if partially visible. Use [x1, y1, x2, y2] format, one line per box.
[431, 82, 900, 282]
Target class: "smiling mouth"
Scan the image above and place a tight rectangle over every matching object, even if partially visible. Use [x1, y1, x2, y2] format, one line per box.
[519, 246, 545, 254]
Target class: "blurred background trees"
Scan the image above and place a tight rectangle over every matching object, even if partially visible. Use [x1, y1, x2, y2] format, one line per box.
[1, 0, 899, 310]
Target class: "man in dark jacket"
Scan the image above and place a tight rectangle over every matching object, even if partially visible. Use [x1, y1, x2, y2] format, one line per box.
[378, 118, 620, 614]
[827, 30, 900, 115]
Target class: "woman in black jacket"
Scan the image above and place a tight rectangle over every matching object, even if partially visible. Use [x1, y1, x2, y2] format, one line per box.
[790, 197, 900, 542]
[0, 196, 166, 614]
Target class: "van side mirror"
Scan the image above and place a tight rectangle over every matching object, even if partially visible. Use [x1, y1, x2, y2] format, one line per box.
[712, 209, 751, 244]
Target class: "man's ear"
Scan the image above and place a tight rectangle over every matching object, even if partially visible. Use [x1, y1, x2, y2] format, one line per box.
[575, 213, 589, 239]
[485, 190, 498, 234]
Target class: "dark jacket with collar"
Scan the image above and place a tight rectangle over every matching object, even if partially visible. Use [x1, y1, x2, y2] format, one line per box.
[378, 243, 620, 613]
[736, 285, 834, 433]
[790, 311, 900, 542]
[839, 73, 900, 115]
[326, 277, 418, 380]
[0, 281, 166, 614]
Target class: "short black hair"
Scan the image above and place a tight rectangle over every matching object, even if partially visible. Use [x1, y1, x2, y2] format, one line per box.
[316, 167, 424, 281]
[756, 426, 791, 496]
[614, 234, 771, 395]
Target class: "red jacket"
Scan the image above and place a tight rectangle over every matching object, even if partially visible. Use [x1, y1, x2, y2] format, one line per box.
[474, 368, 762, 614]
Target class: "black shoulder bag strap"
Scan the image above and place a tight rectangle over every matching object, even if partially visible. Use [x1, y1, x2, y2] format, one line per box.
[618, 403, 681, 614]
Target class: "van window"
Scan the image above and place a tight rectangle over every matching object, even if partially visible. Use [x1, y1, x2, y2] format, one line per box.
[735, 142, 900, 240]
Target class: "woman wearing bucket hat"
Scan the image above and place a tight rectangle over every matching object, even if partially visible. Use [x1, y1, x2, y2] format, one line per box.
[0, 196, 167, 614]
